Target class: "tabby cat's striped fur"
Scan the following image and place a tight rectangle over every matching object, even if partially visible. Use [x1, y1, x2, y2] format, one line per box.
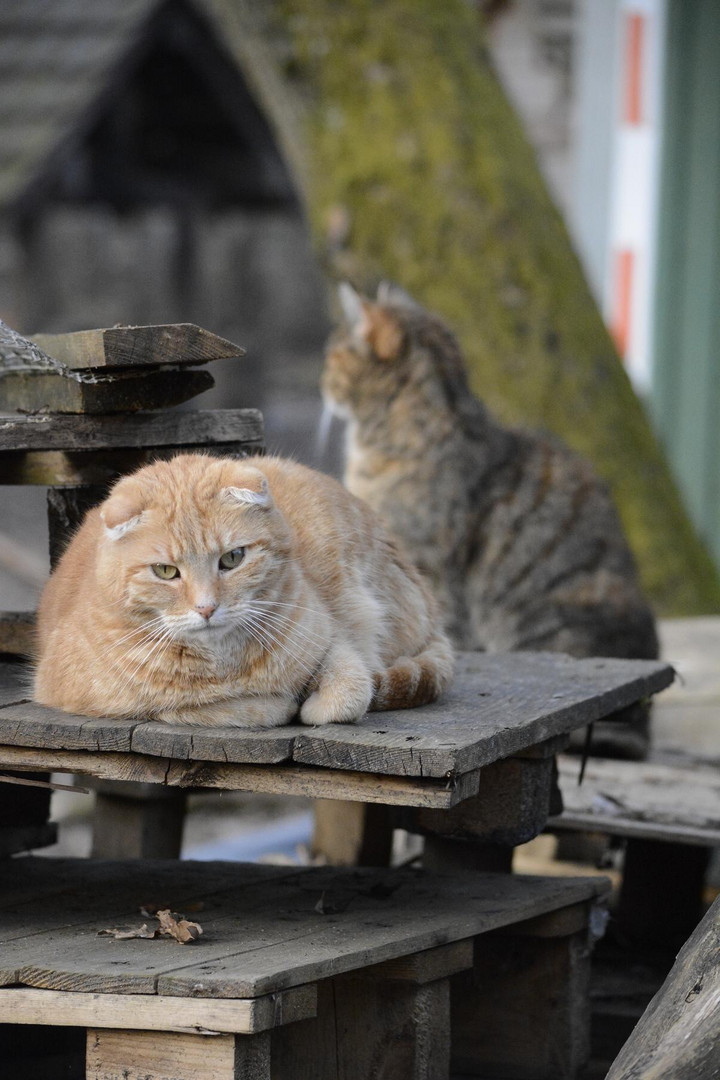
[323, 286, 658, 757]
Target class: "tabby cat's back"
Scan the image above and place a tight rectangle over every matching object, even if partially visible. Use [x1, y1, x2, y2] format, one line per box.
[323, 285, 658, 670]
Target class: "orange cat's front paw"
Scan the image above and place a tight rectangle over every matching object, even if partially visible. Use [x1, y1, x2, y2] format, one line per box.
[299, 681, 371, 726]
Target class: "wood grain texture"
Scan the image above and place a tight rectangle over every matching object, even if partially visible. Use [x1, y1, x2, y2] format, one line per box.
[0, 857, 607, 1001]
[0, 984, 316, 1035]
[0, 652, 674, 781]
[0, 409, 262, 451]
[31, 324, 245, 370]
[86, 1028, 259, 1080]
[0, 367, 214, 415]
[551, 754, 720, 846]
[0, 744, 477, 808]
[605, 894, 720, 1080]
[291, 652, 674, 777]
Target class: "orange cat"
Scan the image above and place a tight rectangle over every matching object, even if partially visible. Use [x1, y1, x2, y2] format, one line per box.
[34, 454, 453, 727]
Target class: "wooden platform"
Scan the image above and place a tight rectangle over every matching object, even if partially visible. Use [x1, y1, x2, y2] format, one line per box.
[0, 652, 673, 811]
[551, 755, 720, 847]
[0, 856, 609, 1080]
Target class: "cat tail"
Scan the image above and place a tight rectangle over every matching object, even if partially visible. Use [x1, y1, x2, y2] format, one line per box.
[371, 633, 455, 711]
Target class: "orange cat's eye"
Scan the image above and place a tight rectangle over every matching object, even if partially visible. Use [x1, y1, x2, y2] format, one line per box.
[219, 548, 245, 570]
[152, 563, 180, 580]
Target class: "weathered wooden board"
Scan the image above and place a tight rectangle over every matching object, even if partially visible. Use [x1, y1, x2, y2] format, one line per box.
[0, 743, 479, 808]
[0, 409, 262, 452]
[551, 755, 720, 846]
[0, 653, 674, 782]
[0, 368, 215, 415]
[605, 894, 720, 1080]
[86, 1028, 264, 1080]
[0, 985, 316, 1035]
[30, 324, 245, 371]
[0, 857, 607, 1001]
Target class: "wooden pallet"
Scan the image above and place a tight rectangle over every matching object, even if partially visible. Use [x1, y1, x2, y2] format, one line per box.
[0, 857, 609, 1080]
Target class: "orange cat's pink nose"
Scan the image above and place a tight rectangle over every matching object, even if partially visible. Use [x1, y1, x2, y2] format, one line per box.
[195, 603, 217, 621]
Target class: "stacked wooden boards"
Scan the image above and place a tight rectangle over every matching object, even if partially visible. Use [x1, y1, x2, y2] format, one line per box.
[0, 855, 609, 1080]
[0, 320, 259, 858]
[0, 652, 674, 811]
[0, 321, 245, 415]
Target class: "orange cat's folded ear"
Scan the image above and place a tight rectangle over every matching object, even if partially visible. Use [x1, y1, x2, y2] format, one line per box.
[338, 282, 404, 361]
[101, 488, 144, 540]
[223, 475, 273, 510]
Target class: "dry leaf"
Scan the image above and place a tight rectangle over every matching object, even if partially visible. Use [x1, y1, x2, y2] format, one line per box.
[98, 924, 157, 940]
[99, 909, 203, 944]
[156, 909, 203, 943]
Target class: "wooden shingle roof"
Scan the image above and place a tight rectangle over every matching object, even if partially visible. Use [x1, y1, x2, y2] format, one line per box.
[0, 0, 293, 213]
[0, 0, 154, 208]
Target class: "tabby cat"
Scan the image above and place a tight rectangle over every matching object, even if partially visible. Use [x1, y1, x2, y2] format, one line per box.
[34, 453, 453, 727]
[322, 285, 659, 757]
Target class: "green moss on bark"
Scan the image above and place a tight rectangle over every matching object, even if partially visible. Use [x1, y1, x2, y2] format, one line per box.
[236, 0, 720, 614]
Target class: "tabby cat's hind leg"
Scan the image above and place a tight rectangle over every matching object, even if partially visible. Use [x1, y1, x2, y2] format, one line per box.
[371, 633, 455, 711]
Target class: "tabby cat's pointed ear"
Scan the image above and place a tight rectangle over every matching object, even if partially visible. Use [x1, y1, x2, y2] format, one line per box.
[338, 282, 369, 332]
[223, 477, 272, 510]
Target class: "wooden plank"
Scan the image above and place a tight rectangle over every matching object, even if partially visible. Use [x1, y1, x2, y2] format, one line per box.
[0, 653, 672, 781]
[30, 324, 245, 370]
[0, 744, 477, 808]
[0, 367, 214, 415]
[0, 409, 262, 452]
[606, 894, 720, 1080]
[0, 858, 607, 1001]
[0, 985, 316, 1035]
[0, 702, 138, 752]
[130, 723, 296, 766]
[0, 443, 263, 485]
[0, 614, 36, 659]
[357, 939, 474, 984]
[86, 1029, 259, 1080]
[292, 653, 674, 777]
[552, 755, 720, 846]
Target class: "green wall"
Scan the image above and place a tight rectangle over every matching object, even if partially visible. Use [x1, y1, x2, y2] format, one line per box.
[652, 0, 720, 570]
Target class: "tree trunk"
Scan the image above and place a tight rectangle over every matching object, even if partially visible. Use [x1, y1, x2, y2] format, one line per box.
[217, 0, 720, 615]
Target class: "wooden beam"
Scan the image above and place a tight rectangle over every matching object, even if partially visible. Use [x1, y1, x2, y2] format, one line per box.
[30, 324, 245, 370]
[606, 894, 720, 1080]
[0, 368, 214, 415]
[0, 985, 316, 1035]
[0, 409, 262, 452]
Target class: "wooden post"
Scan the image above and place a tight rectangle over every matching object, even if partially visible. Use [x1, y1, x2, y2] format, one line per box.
[86, 1029, 271, 1080]
[450, 904, 594, 1079]
[273, 941, 472, 1080]
[311, 800, 394, 865]
[90, 780, 186, 860]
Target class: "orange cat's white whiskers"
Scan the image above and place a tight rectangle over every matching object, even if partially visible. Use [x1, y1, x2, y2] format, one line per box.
[108, 616, 168, 651]
[244, 605, 329, 651]
[240, 612, 320, 680]
[114, 625, 177, 697]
